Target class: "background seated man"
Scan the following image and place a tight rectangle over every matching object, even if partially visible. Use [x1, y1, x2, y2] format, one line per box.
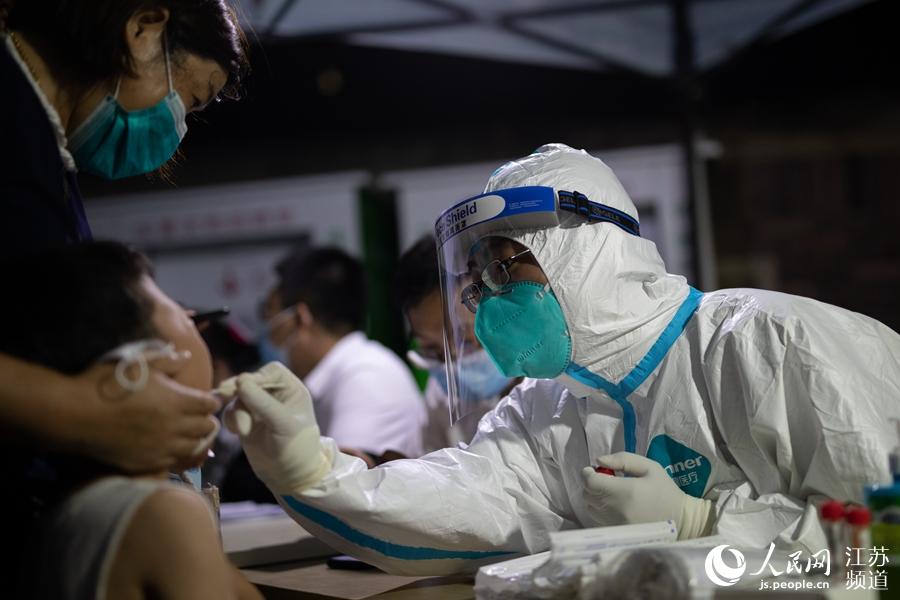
[394, 234, 518, 452]
[0, 242, 261, 600]
[264, 247, 425, 461]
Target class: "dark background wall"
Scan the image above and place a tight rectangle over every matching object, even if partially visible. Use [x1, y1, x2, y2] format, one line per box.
[710, 138, 900, 331]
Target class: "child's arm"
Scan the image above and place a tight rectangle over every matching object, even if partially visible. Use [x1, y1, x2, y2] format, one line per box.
[111, 485, 262, 599]
[231, 564, 264, 600]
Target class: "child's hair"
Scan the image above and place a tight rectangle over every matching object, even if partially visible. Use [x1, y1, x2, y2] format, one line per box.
[0, 241, 159, 374]
[0, 242, 163, 595]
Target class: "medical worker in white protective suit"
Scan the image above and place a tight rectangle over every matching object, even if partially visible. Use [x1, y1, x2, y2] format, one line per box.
[220, 143, 900, 576]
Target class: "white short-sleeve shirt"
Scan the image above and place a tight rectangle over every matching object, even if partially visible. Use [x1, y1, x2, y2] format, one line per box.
[304, 331, 426, 457]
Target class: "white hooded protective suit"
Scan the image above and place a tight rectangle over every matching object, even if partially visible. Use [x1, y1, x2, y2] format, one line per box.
[263, 144, 900, 576]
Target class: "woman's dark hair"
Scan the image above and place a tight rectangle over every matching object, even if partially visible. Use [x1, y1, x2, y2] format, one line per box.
[7, 0, 249, 98]
[0, 241, 158, 374]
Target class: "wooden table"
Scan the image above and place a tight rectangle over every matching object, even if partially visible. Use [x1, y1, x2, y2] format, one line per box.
[243, 560, 475, 600]
[221, 504, 475, 599]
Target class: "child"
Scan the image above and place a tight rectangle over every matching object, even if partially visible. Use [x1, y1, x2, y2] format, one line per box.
[0, 241, 262, 600]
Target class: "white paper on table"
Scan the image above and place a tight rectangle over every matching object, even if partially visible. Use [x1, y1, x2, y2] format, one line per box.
[221, 502, 336, 567]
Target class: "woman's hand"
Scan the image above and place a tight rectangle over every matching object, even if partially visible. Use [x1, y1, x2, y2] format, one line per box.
[67, 351, 221, 472]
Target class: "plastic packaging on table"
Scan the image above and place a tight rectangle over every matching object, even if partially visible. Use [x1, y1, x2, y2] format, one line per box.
[473, 552, 553, 600]
[474, 521, 676, 600]
[579, 547, 695, 600]
[578, 542, 784, 600]
[475, 529, 790, 600]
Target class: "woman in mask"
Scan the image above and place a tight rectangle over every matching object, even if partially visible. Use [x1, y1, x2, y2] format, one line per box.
[0, 242, 263, 599]
[0, 1, 248, 493]
[1, 0, 247, 249]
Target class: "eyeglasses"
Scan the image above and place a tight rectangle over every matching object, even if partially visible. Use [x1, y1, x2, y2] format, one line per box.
[460, 249, 532, 313]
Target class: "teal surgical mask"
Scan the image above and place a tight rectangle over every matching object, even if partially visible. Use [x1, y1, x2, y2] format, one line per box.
[68, 39, 187, 179]
[474, 281, 572, 379]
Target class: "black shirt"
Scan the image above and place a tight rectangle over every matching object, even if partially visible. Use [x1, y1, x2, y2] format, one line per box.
[0, 37, 95, 596]
[0, 39, 92, 258]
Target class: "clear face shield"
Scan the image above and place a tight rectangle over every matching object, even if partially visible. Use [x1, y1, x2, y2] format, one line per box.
[435, 186, 561, 423]
[435, 186, 641, 424]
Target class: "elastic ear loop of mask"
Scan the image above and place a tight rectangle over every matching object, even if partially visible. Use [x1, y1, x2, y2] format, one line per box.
[106, 341, 179, 391]
[112, 33, 174, 101]
[164, 33, 174, 93]
[104, 340, 221, 456]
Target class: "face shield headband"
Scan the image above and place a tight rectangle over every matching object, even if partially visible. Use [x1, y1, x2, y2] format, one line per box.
[434, 185, 640, 423]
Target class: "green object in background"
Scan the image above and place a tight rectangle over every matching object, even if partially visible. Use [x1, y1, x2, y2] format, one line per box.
[866, 488, 900, 598]
[865, 420, 900, 599]
[357, 181, 407, 358]
[411, 365, 429, 391]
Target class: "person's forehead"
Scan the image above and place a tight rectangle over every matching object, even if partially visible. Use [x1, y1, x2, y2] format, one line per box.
[264, 289, 283, 315]
[408, 290, 443, 330]
[140, 278, 192, 342]
[180, 54, 228, 103]
[139, 274, 176, 310]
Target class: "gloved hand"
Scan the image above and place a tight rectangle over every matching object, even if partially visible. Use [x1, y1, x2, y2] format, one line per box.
[218, 362, 332, 495]
[581, 452, 715, 540]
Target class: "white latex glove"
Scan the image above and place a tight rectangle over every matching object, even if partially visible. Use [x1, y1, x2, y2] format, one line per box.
[218, 362, 332, 495]
[581, 452, 715, 540]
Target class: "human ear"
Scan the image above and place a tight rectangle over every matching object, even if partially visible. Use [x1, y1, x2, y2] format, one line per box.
[124, 7, 171, 65]
[295, 303, 315, 330]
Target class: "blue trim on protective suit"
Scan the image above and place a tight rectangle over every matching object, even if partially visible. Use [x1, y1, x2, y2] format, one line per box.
[281, 495, 512, 561]
[564, 287, 704, 453]
[566, 365, 638, 452]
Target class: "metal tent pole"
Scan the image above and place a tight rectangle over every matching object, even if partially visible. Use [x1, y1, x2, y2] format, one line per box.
[672, 0, 717, 290]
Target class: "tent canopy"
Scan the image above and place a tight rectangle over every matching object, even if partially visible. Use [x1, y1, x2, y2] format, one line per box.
[240, 0, 872, 76]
